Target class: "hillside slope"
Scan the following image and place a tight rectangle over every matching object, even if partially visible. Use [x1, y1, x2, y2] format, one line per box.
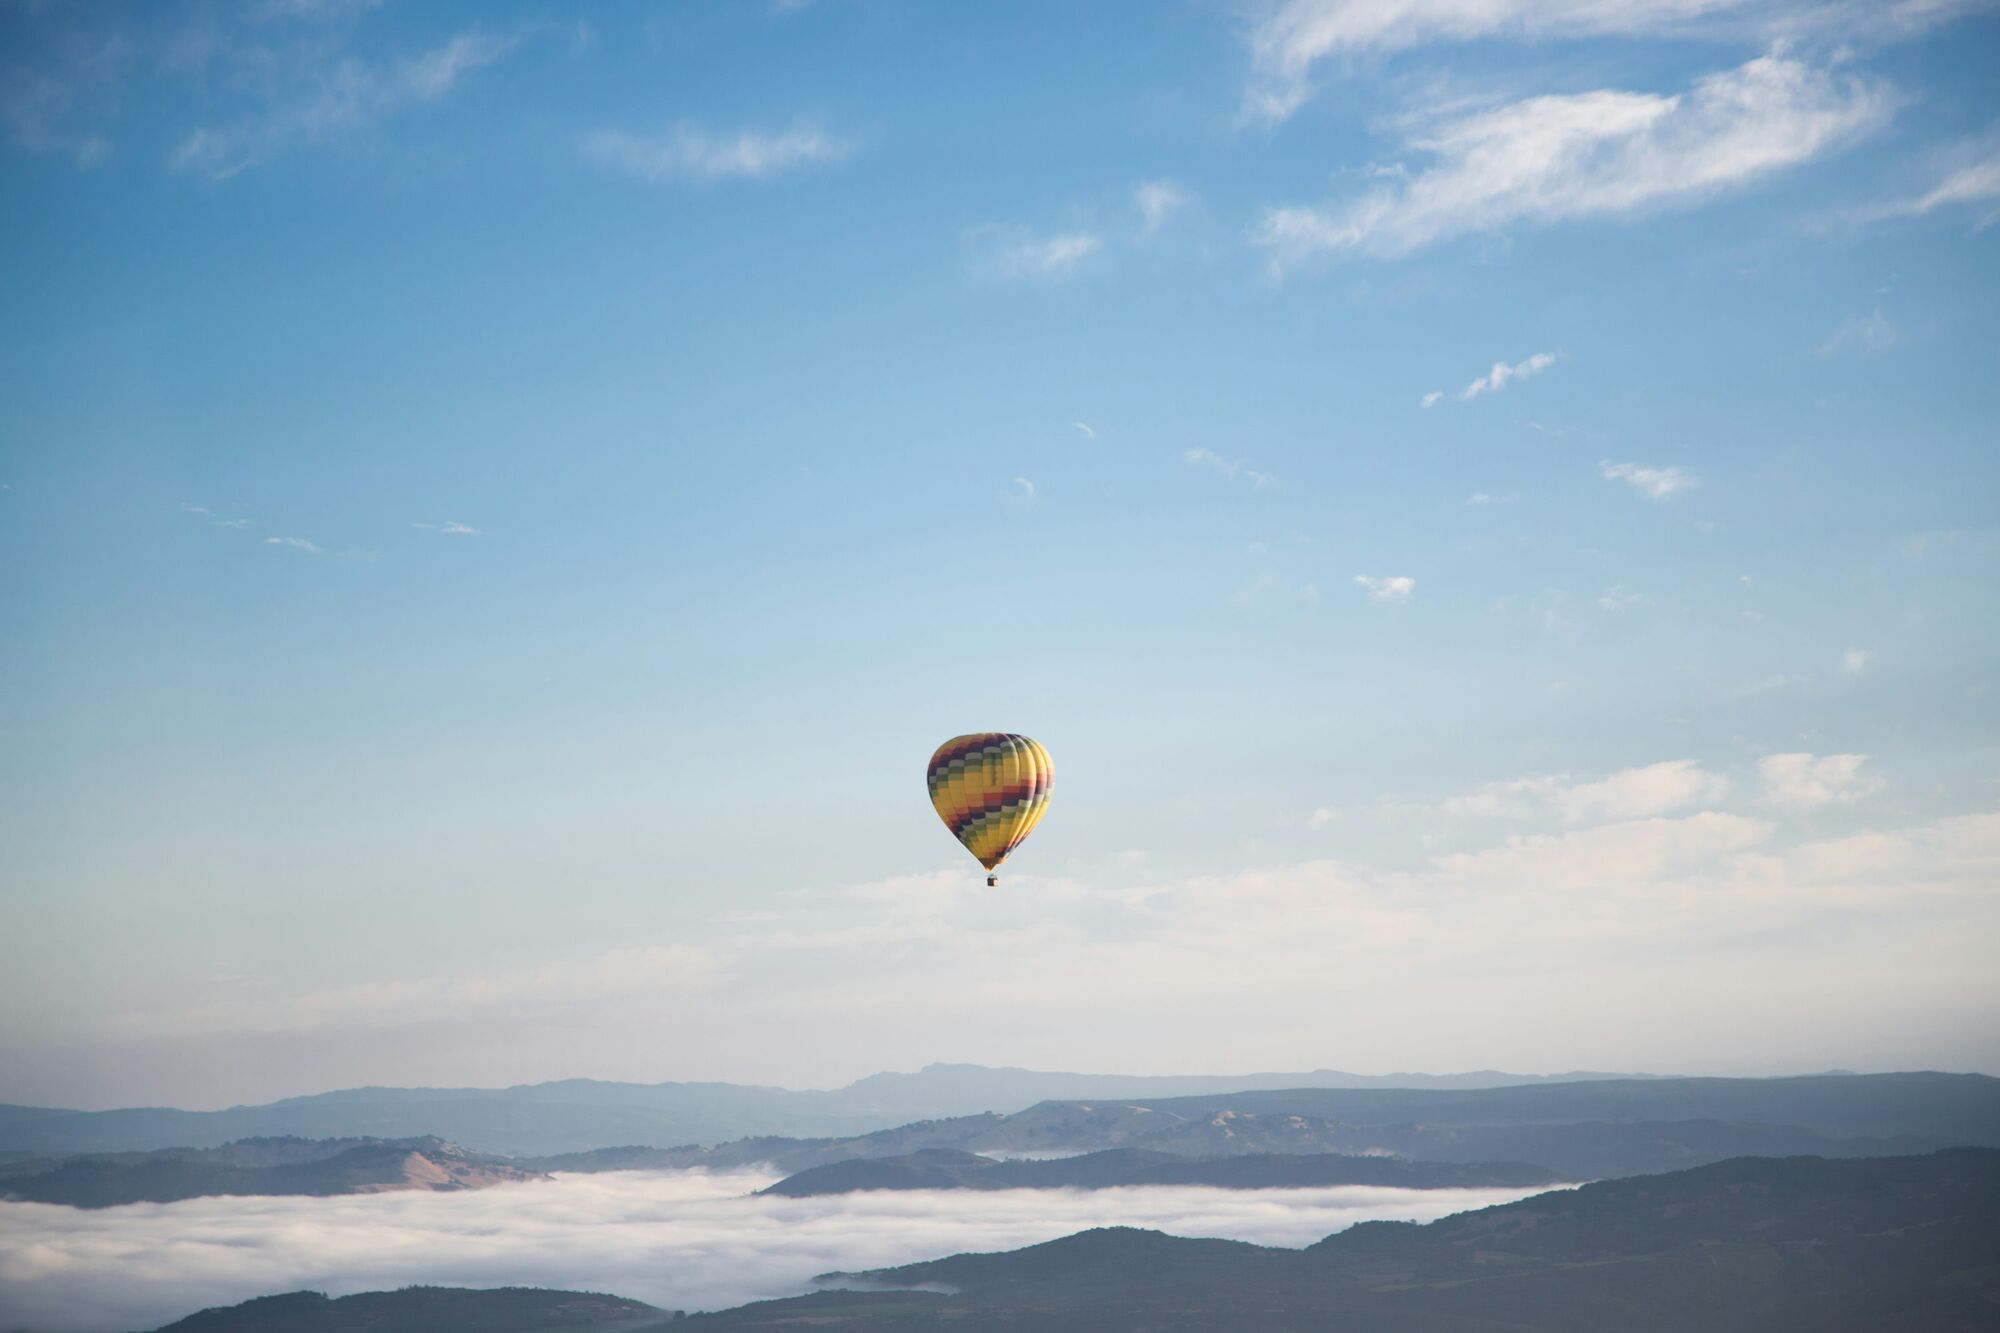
[716, 1149, 2000, 1331]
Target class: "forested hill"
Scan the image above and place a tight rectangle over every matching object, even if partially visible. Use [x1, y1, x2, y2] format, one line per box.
[730, 1149, 2000, 1331]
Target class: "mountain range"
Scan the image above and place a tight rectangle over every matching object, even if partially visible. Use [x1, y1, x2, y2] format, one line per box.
[154, 1287, 670, 1332]
[523, 1072, 1996, 1182]
[10, 1072, 1992, 1206]
[0, 1062, 1660, 1157]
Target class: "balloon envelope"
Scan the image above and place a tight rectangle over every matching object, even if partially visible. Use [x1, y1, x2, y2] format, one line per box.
[927, 733, 1053, 873]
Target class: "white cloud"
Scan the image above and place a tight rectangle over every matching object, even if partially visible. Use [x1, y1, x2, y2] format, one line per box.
[1759, 752, 1881, 809]
[0, 1173, 1542, 1333]
[1443, 760, 1729, 823]
[415, 520, 483, 535]
[585, 121, 853, 184]
[1419, 390, 1444, 408]
[1011, 477, 1037, 502]
[1600, 460, 1697, 499]
[180, 503, 213, 516]
[1135, 179, 1190, 233]
[1595, 585, 1647, 611]
[1817, 308, 1902, 357]
[1353, 574, 1415, 602]
[1072, 421, 1097, 440]
[1464, 492, 1515, 506]
[1433, 810, 1772, 891]
[985, 231, 1103, 281]
[1461, 351, 1556, 400]
[1254, 54, 1891, 264]
[400, 30, 517, 102]
[1842, 648, 1871, 674]
[264, 536, 321, 554]
[1240, 0, 1974, 122]
[1185, 448, 1273, 489]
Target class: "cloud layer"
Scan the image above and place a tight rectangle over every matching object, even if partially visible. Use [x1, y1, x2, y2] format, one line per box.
[0, 1173, 1549, 1332]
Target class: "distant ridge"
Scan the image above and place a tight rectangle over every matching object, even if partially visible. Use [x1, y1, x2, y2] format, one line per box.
[153, 1286, 666, 1332]
[0, 1135, 544, 1207]
[0, 1062, 1668, 1157]
[519, 1072, 1991, 1183]
[758, 1147, 1565, 1196]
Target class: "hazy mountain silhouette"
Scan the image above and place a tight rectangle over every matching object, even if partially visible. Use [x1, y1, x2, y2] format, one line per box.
[2, 1135, 543, 1207]
[0, 1062, 1661, 1157]
[152, 1286, 668, 1332]
[519, 1072, 1995, 1182]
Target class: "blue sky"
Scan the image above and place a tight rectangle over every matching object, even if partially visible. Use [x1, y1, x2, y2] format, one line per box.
[3, 0, 1997, 1108]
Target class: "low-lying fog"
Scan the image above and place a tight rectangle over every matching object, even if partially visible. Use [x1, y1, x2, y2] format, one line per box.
[0, 1169, 1561, 1331]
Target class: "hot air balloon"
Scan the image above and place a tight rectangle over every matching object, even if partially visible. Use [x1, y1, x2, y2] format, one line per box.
[927, 733, 1053, 886]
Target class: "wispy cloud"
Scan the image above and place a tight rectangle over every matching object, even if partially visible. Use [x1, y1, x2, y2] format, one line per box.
[984, 231, 1102, 281]
[172, 28, 522, 179]
[1353, 574, 1415, 602]
[1600, 460, 1697, 500]
[413, 520, 482, 535]
[1759, 752, 1881, 809]
[1255, 55, 1891, 265]
[1817, 308, 1901, 357]
[1858, 144, 2000, 228]
[1419, 390, 1444, 409]
[1072, 421, 1097, 440]
[1240, 0, 1970, 123]
[1459, 351, 1557, 401]
[1243, 0, 1750, 121]
[0, 32, 126, 168]
[1135, 179, 1190, 233]
[1011, 477, 1037, 502]
[252, 0, 387, 20]
[1464, 492, 1515, 506]
[1842, 648, 1872, 675]
[264, 536, 322, 554]
[1184, 448, 1272, 488]
[184, 503, 253, 529]
[585, 121, 854, 184]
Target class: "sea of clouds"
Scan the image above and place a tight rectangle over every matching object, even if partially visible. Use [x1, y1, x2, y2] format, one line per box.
[0, 1169, 1559, 1331]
